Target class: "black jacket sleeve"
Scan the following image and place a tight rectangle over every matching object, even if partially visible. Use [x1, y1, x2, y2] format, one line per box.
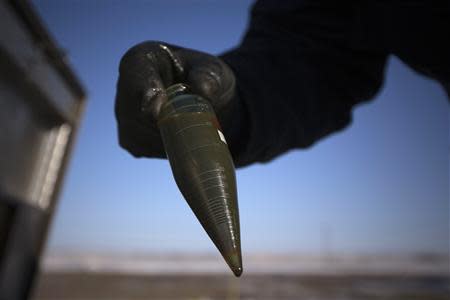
[220, 0, 448, 167]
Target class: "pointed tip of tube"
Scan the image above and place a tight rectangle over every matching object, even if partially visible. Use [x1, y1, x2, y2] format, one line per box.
[232, 265, 243, 277]
[225, 250, 243, 277]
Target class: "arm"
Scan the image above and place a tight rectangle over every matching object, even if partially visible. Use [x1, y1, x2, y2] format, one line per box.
[114, 0, 389, 167]
[221, 0, 388, 166]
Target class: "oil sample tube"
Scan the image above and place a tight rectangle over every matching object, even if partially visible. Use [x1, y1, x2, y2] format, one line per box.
[157, 84, 242, 277]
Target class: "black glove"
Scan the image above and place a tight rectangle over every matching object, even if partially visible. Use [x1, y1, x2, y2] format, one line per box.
[115, 41, 239, 159]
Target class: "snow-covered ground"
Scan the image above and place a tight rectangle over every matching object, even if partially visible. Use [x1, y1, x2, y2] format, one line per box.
[41, 252, 449, 276]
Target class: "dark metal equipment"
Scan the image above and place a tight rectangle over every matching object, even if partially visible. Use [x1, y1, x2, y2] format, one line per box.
[0, 1, 86, 299]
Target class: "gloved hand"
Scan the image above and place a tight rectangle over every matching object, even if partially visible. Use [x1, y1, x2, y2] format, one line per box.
[115, 41, 237, 159]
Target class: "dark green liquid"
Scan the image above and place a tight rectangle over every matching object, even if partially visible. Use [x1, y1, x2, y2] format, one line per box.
[158, 98, 242, 276]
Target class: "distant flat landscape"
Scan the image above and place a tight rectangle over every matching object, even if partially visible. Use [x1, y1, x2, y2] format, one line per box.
[33, 273, 449, 300]
[32, 253, 449, 299]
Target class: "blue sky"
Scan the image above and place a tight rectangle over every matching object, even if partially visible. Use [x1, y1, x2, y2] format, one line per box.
[34, 0, 448, 255]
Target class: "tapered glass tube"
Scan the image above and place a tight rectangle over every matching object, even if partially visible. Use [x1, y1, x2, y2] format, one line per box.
[157, 84, 242, 276]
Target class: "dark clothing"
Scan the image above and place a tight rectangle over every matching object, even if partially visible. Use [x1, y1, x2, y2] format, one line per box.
[220, 0, 450, 167]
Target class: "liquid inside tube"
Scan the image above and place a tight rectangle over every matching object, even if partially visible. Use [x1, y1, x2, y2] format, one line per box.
[157, 84, 243, 277]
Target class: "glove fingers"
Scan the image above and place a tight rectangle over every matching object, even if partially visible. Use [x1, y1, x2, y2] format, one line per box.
[116, 42, 173, 157]
[115, 70, 166, 157]
[116, 116, 166, 158]
[185, 55, 236, 111]
[115, 41, 236, 159]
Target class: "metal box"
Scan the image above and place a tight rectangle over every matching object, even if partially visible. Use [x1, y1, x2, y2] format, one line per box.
[0, 1, 86, 299]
